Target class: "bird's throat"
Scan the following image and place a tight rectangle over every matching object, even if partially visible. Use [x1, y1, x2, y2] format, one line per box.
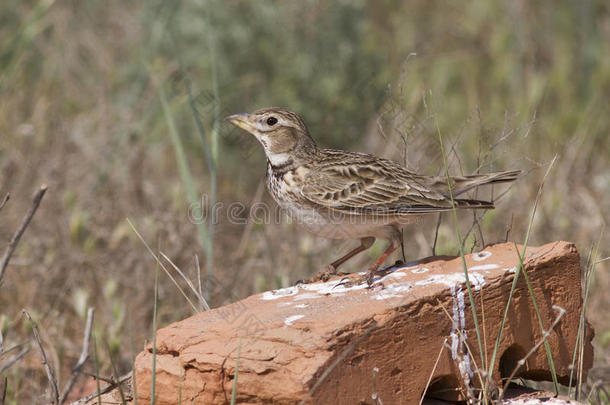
[267, 152, 294, 169]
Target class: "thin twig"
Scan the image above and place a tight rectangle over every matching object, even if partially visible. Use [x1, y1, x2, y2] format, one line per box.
[126, 218, 199, 313]
[418, 338, 448, 405]
[235, 180, 265, 258]
[0, 193, 9, 212]
[59, 308, 95, 404]
[298, 323, 377, 405]
[22, 309, 59, 404]
[81, 372, 115, 385]
[0, 376, 6, 405]
[499, 305, 566, 399]
[0, 185, 47, 285]
[0, 348, 29, 374]
[195, 254, 203, 304]
[69, 371, 132, 405]
[103, 339, 127, 405]
[486, 155, 558, 396]
[160, 252, 210, 311]
[431, 213, 442, 256]
[0, 342, 26, 359]
[594, 256, 610, 264]
[504, 213, 514, 243]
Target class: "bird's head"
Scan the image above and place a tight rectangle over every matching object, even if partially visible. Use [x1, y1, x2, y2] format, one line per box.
[226, 107, 316, 166]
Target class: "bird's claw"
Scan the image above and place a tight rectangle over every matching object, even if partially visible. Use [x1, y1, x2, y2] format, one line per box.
[296, 264, 350, 285]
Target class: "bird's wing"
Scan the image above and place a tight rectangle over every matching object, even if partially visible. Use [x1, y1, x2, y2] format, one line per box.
[300, 151, 461, 215]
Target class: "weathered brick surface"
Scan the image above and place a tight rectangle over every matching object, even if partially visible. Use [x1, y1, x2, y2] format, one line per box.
[131, 241, 592, 404]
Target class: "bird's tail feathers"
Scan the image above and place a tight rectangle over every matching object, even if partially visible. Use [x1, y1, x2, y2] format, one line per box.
[453, 198, 495, 209]
[450, 169, 521, 197]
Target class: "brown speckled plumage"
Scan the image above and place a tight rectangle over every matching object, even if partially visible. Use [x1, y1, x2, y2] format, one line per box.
[227, 107, 520, 285]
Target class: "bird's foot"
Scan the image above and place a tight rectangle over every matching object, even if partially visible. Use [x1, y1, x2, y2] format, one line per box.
[335, 265, 392, 289]
[296, 265, 348, 285]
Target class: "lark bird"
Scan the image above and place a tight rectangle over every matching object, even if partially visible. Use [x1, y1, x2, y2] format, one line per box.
[227, 107, 520, 285]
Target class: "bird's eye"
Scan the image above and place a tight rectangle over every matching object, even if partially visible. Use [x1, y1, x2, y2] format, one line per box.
[266, 116, 278, 126]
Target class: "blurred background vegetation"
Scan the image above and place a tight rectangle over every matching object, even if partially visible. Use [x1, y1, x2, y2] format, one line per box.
[0, 0, 608, 402]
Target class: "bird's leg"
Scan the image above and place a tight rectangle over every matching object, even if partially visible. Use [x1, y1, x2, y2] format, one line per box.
[400, 229, 406, 263]
[328, 236, 375, 272]
[297, 237, 375, 284]
[335, 242, 399, 288]
[363, 243, 399, 285]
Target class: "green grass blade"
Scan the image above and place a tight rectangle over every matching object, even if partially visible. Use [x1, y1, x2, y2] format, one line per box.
[127, 218, 200, 314]
[513, 242, 559, 393]
[155, 77, 213, 297]
[487, 156, 556, 391]
[434, 113, 486, 377]
[569, 227, 603, 400]
[230, 338, 242, 405]
[151, 243, 160, 405]
[93, 333, 102, 405]
[184, 79, 217, 302]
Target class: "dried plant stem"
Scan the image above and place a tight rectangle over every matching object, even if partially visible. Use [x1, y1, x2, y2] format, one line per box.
[22, 309, 59, 404]
[434, 114, 486, 375]
[418, 338, 448, 405]
[69, 372, 132, 405]
[103, 339, 127, 405]
[299, 323, 377, 405]
[431, 212, 442, 256]
[126, 218, 199, 313]
[161, 252, 210, 311]
[0, 377, 6, 405]
[499, 305, 566, 399]
[0, 193, 9, 212]
[230, 337, 242, 405]
[486, 156, 558, 396]
[0, 348, 29, 374]
[0, 185, 47, 285]
[59, 308, 95, 404]
[151, 242, 160, 405]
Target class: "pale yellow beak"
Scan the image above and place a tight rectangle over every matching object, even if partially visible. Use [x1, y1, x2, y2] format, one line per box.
[225, 113, 255, 133]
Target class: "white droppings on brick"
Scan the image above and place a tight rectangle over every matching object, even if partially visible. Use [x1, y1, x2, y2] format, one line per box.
[473, 251, 492, 261]
[293, 293, 322, 301]
[469, 263, 499, 271]
[284, 315, 304, 326]
[379, 271, 407, 280]
[504, 399, 574, 405]
[299, 280, 368, 295]
[261, 286, 299, 300]
[414, 272, 486, 291]
[411, 267, 429, 274]
[373, 282, 412, 300]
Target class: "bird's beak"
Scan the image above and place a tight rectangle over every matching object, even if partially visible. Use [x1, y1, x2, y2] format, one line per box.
[225, 113, 254, 132]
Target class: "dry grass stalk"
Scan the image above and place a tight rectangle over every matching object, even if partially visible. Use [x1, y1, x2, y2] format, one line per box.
[59, 307, 95, 404]
[0, 348, 29, 375]
[0, 185, 47, 285]
[68, 371, 132, 405]
[418, 338, 448, 405]
[0, 194, 9, 213]
[22, 309, 59, 404]
[498, 305, 566, 400]
[298, 323, 378, 405]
